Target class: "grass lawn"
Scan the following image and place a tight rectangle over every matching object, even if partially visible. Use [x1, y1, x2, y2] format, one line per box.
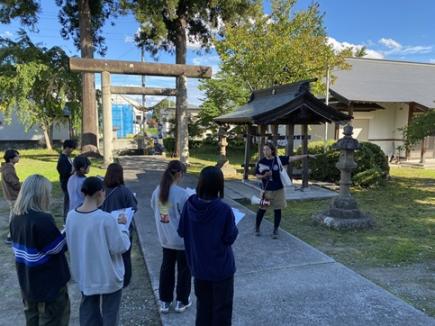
[188, 144, 247, 174]
[1, 149, 107, 221]
[240, 166, 435, 267]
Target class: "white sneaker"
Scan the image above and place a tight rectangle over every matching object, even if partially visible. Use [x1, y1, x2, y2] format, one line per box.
[174, 298, 192, 313]
[159, 301, 170, 313]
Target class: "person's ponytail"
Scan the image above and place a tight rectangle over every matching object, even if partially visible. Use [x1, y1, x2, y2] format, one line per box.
[159, 160, 186, 204]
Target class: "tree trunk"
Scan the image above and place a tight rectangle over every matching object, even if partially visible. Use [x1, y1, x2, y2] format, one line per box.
[175, 18, 189, 163]
[42, 124, 53, 150]
[79, 0, 98, 153]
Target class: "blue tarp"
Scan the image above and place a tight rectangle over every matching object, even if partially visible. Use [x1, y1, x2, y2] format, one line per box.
[112, 104, 134, 138]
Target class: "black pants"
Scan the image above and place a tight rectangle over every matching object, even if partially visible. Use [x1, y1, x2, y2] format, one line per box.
[61, 185, 69, 221]
[194, 276, 234, 326]
[159, 248, 191, 304]
[122, 245, 132, 288]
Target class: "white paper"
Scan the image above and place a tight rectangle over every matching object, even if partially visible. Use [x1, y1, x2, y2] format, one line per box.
[110, 207, 134, 231]
[185, 187, 196, 197]
[232, 208, 245, 225]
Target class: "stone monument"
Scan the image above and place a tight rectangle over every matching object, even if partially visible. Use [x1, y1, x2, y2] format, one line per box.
[313, 125, 373, 230]
[216, 126, 238, 178]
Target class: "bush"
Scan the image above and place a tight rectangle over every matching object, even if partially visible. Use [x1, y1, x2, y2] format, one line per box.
[353, 168, 386, 188]
[163, 137, 175, 154]
[294, 141, 389, 187]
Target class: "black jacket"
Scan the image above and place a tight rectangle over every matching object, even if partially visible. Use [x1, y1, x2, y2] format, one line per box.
[10, 210, 70, 302]
[57, 153, 72, 190]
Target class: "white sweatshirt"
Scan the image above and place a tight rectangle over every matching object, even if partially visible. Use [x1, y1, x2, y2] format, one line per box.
[66, 208, 130, 295]
[151, 184, 189, 250]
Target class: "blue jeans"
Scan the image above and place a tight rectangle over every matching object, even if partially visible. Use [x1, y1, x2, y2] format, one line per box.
[79, 289, 122, 326]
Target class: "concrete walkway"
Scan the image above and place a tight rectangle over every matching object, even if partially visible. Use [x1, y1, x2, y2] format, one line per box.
[120, 156, 435, 326]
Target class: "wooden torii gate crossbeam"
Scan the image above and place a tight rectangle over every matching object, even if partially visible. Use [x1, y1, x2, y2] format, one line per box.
[69, 57, 212, 166]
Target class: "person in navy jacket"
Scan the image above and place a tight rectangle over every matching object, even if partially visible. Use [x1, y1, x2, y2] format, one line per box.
[178, 166, 238, 326]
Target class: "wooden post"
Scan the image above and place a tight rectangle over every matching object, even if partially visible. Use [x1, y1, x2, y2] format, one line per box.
[406, 103, 414, 160]
[243, 125, 253, 180]
[286, 124, 294, 179]
[420, 137, 426, 163]
[258, 125, 267, 159]
[101, 71, 113, 167]
[347, 103, 354, 125]
[178, 75, 189, 163]
[302, 124, 309, 188]
[271, 125, 279, 147]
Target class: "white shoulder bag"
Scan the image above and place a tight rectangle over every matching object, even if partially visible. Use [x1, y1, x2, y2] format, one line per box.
[276, 156, 292, 187]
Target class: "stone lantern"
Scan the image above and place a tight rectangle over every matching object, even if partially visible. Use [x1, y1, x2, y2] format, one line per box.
[313, 125, 373, 230]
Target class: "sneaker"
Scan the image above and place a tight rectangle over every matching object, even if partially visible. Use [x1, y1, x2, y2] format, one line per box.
[271, 229, 279, 239]
[159, 301, 170, 314]
[4, 237, 12, 245]
[175, 299, 192, 313]
[255, 227, 261, 236]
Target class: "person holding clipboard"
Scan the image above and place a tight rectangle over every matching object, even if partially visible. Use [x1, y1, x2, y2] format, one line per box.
[66, 177, 130, 326]
[100, 163, 138, 288]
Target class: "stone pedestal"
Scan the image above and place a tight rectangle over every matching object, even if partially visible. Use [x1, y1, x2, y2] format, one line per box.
[313, 125, 373, 230]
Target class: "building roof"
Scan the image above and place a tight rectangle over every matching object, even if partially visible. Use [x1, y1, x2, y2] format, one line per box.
[214, 80, 350, 125]
[331, 57, 435, 109]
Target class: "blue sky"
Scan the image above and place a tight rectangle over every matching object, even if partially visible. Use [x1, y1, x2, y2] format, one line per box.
[1, 0, 435, 106]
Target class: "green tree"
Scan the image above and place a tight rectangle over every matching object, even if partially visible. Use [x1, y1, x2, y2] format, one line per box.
[56, 0, 121, 152]
[0, 32, 81, 149]
[402, 111, 435, 148]
[123, 0, 260, 162]
[0, 1, 121, 152]
[151, 98, 176, 121]
[199, 0, 350, 128]
[0, 1, 39, 29]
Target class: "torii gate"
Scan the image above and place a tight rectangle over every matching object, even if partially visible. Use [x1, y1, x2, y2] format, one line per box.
[69, 58, 212, 166]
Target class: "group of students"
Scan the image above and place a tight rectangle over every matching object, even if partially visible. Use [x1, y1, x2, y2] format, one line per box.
[2, 138, 309, 326]
[3, 140, 137, 326]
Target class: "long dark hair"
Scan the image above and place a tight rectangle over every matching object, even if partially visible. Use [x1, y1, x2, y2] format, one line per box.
[104, 163, 124, 188]
[196, 166, 224, 200]
[159, 160, 186, 204]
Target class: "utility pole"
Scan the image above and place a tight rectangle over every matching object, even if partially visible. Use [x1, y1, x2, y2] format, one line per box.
[324, 64, 330, 142]
[141, 45, 146, 135]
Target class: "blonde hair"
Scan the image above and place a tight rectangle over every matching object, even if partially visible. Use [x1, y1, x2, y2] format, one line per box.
[13, 174, 52, 216]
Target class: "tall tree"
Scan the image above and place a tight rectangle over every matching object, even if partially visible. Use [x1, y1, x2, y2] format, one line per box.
[199, 0, 350, 128]
[0, 32, 81, 149]
[0, 1, 40, 29]
[56, 0, 120, 153]
[123, 0, 260, 162]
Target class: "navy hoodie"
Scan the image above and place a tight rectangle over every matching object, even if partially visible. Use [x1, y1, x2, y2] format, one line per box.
[178, 194, 238, 282]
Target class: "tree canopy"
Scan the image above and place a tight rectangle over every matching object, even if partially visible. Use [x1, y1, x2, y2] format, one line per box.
[0, 1, 40, 29]
[198, 0, 353, 129]
[56, 0, 121, 56]
[402, 111, 435, 148]
[0, 31, 81, 148]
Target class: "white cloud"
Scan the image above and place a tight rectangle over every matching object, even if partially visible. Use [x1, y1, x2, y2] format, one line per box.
[327, 37, 384, 59]
[377, 37, 432, 55]
[379, 38, 401, 49]
[429, 59, 435, 64]
[124, 35, 135, 44]
[0, 31, 13, 38]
